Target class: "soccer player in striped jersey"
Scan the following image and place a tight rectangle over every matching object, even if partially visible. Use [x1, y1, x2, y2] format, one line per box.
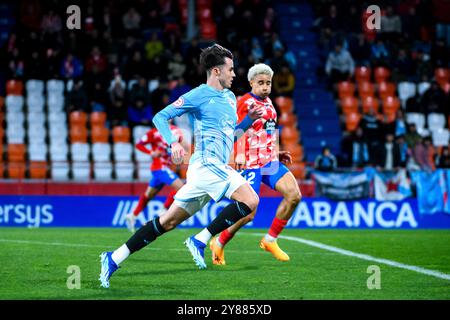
[209, 63, 302, 264]
[124, 125, 186, 233]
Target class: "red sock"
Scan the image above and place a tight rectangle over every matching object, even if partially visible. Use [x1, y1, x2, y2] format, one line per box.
[133, 194, 150, 216]
[268, 217, 288, 238]
[164, 190, 177, 209]
[218, 229, 235, 246]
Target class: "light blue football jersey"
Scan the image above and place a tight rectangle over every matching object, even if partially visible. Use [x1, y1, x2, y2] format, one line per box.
[153, 84, 238, 165]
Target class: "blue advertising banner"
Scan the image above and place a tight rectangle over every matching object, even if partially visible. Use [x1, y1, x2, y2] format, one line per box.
[0, 196, 449, 229]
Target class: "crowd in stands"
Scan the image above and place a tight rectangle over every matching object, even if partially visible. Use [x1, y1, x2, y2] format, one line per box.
[310, 0, 450, 172]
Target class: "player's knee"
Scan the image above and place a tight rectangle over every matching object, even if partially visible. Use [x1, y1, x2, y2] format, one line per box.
[160, 218, 178, 231]
[286, 189, 302, 206]
[244, 193, 259, 212]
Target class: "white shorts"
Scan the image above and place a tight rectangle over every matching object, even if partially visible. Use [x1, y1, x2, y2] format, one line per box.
[173, 161, 248, 215]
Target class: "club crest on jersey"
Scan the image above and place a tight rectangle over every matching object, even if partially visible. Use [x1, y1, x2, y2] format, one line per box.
[173, 97, 184, 107]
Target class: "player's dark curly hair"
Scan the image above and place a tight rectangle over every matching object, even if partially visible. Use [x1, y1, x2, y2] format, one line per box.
[199, 44, 233, 74]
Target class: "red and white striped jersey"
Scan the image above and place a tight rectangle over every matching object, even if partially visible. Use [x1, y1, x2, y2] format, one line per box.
[136, 125, 183, 171]
[236, 93, 278, 169]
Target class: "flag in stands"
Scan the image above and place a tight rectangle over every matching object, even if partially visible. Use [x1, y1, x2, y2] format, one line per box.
[374, 169, 412, 201]
[411, 170, 450, 215]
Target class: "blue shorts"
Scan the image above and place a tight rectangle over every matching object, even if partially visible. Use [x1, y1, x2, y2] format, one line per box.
[241, 161, 290, 194]
[149, 168, 179, 189]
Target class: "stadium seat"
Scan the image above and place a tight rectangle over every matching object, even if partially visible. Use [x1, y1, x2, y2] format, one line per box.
[137, 162, 152, 181]
[0, 162, 4, 178]
[406, 112, 426, 130]
[91, 126, 109, 143]
[0, 96, 4, 110]
[47, 93, 65, 112]
[112, 126, 131, 143]
[132, 125, 151, 143]
[113, 143, 133, 162]
[115, 162, 134, 181]
[48, 111, 67, 125]
[7, 161, 26, 179]
[377, 82, 396, 99]
[198, 7, 213, 23]
[340, 96, 359, 114]
[148, 79, 159, 93]
[278, 112, 297, 126]
[72, 161, 91, 181]
[382, 97, 400, 115]
[93, 161, 113, 181]
[361, 96, 379, 113]
[284, 143, 304, 161]
[71, 143, 90, 162]
[6, 111, 25, 125]
[200, 21, 217, 40]
[345, 112, 361, 131]
[281, 126, 300, 144]
[434, 68, 450, 85]
[7, 144, 26, 162]
[127, 79, 138, 91]
[92, 143, 111, 162]
[70, 125, 88, 143]
[50, 143, 69, 162]
[337, 81, 355, 99]
[274, 96, 293, 113]
[355, 66, 371, 83]
[398, 82, 416, 107]
[6, 80, 24, 95]
[428, 113, 446, 130]
[51, 161, 70, 180]
[27, 111, 46, 126]
[28, 125, 46, 146]
[26, 79, 44, 95]
[6, 123, 25, 144]
[69, 111, 88, 127]
[417, 82, 431, 95]
[49, 124, 69, 143]
[374, 67, 391, 83]
[135, 146, 152, 162]
[288, 161, 306, 180]
[29, 161, 47, 179]
[90, 111, 107, 127]
[431, 128, 449, 146]
[26, 93, 45, 112]
[5, 95, 24, 113]
[28, 143, 47, 161]
[46, 79, 65, 95]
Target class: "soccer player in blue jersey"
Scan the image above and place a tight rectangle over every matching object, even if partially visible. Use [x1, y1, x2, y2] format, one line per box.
[99, 44, 264, 288]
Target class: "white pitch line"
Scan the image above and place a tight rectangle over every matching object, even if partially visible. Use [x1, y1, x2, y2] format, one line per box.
[247, 232, 450, 281]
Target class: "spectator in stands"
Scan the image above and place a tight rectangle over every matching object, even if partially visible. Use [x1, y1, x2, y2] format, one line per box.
[272, 64, 295, 97]
[232, 66, 250, 97]
[411, 136, 435, 171]
[392, 49, 414, 82]
[150, 80, 170, 114]
[43, 47, 61, 79]
[60, 53, 83, 80]
[88, 81, 108, 112]
[350, 127, 370, 168]
[436, 146, 450, 168]
[124, 50, 148, 80]
[396, 134, 409, 168]
[40, 9, 62, 46]
[167, 52, 186, 80]
[359, 107, 382, 162]
[26, 49, 45, 79]
[401, 7, 422, 42]
[128, 77, 149, 107]
[66, 80, 89, 113]
[169, 77, 192, 104]
[421, 81, 447, 115]
[325, 43, 355, 87]
[144, 32, 164, 61]
[251, 38, 264, 63]
[348, 33, 371, 66]
[405, 123, 422, 148]
[314, 147, 338, 172]
[394, 109, 407, 137]
[85, 46, 108, 75]
[380, 5, 402, 42]
[405, 94, 424, 114]
[370, 39, 390, 67]
[108, 75, 127, 127]
[6, 47, 25, 79]
[376, 133, 402, 171]
[122, 7, 141, 36]
[414, 49, 433, 82]
[430, 38, 449, 69]
[127, 98, 153, 127]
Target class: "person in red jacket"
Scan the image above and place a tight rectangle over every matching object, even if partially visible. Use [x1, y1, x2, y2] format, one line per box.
[125, 124, 186, 232]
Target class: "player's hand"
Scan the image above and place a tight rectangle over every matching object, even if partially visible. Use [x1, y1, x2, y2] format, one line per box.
[170, 142, 185, 165]
[248, 103, 264, 120]
[279, 150, 292, 164]
[235, 153, 246, 171]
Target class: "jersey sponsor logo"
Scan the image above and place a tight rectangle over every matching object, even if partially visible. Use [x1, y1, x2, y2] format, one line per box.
[173, 97, 185, 107]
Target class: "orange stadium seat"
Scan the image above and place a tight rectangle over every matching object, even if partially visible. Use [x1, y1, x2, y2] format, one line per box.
[378, 82, 396, 99]
[6, 80, 24, 95]
[361, 96, 380, 113]
[374, 67, 391, 83]
[90, 111, 107, 127]
[112, 126, 131, 143]
[355, 66, 371, 83]
[70, 125, 88, 143]
[69, 111, 88, 127]
[274, 96, 293, 112]
[284, 143, 304, 161]
[91, 126, 110, 143]
[0, 96, 4, 110]
[358, 81, 375, 98]
[435, 68, 450, 85]
[337, 81, 355, 98]
[440, 82, 450, 94]
[29, 161, 48, 179]
[281, 126, 300, 144]
[7, 161, 26, 179]
[382, 96, 400, 115]
[345, 112, 361, 131]
[288, 161, 306, 180]
[278, 111, 297, 126]
[7, 144, 26, 162]
[0, 162, 4, 178]
[340, 96, 359, 114]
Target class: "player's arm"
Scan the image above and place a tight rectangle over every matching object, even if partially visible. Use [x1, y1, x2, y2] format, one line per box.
[234, 103, 263, 141]
[234, 98, 250, 169]
[135, 132, 161, 157]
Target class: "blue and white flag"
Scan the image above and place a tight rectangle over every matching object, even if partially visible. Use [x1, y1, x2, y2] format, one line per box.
[410, 170, 450, 215]
[374, 169, 412, 201]
[313, 171, 370, 200]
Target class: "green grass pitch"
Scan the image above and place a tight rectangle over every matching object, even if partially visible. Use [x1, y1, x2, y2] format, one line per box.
[0, 227, 449, 300]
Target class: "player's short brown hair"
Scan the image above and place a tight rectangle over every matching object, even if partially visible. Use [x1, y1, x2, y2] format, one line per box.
[199, 44, 233, 74]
